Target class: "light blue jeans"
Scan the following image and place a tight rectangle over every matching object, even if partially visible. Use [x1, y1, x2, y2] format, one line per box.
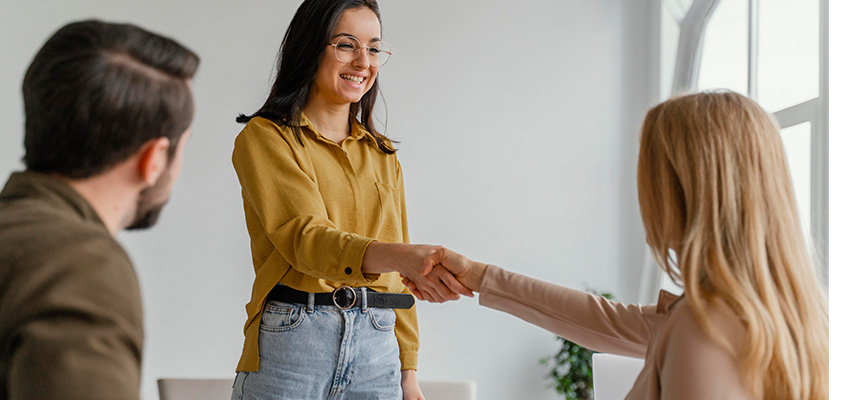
[231, 289, 402, 400]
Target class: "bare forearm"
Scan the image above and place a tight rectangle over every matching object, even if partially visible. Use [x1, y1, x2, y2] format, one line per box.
[362, 242, 429, 275]
[361, 241, 395, 274]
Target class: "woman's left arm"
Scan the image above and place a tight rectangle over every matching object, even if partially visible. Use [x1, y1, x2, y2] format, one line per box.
[388, 160, 421, 376]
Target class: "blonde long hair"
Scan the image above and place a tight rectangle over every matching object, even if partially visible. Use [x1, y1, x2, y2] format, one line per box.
[637, 91, 828, 399]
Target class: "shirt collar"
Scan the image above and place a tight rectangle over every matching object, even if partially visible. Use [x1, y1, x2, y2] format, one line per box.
[298, 113, 381, 148]
[349, 115, 384, 148]
[657, 289, 684, 314]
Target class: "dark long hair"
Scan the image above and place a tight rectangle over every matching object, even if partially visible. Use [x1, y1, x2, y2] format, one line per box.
[237, 0, 395, 154]
[23, 20, 199, 178]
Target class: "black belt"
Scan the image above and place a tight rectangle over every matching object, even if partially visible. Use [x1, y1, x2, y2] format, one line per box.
[267, 285, 415, 310]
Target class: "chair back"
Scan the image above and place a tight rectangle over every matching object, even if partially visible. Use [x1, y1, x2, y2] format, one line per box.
[418, 380, 477, 400]
[157, 378, 233, 400]
[591, 353, 644, 400]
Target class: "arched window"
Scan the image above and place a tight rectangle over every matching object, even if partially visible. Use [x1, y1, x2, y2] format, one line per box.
[638, 0, 828, 302]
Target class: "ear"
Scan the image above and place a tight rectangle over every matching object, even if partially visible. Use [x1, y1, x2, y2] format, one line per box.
[136, 137, 171, 186]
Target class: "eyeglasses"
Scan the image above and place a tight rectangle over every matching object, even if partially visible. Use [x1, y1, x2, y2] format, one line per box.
[328, 36, 392, 67]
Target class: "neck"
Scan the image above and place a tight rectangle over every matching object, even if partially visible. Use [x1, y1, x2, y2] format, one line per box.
[60, 161, 144, 236]
[303, 98, 351, 144]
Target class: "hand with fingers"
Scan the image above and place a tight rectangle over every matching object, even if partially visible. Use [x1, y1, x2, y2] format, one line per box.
[361, 242, 473, 303]
[400, 264, 467, 302]
[403, 264, 473, 303]
[402, 247, 489, 302]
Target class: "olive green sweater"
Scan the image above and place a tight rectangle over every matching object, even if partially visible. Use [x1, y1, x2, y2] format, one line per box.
[0, 171, 143, 400]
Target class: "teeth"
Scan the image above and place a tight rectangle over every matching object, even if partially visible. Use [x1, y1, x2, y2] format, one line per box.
[341, 74, 365, 84]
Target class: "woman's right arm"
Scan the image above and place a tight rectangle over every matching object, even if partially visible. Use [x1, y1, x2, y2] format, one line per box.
[418, 248, 659, 358]
[232, 119, 467, 301]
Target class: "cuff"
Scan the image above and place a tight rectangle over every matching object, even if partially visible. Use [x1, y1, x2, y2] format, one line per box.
[339, 235, 378, 283]
[399, 348, 419, 371]
[478, 264, 501, 294]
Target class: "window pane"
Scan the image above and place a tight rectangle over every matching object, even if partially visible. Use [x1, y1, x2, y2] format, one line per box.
[757, 0, 819, 112]
[660, 4, 681, 97]
[779, 121, 812, 239]
[698, 0, 748, 94]
[664, 0, 695, 21]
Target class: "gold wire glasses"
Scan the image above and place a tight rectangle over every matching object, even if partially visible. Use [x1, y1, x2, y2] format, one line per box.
[328, 36, 392, 67]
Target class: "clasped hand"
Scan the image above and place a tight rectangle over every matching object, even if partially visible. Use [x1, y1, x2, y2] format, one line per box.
[401, 247, 486, 303]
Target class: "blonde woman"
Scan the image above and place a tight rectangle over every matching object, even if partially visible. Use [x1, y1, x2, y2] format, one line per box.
[408, 91, 829, 399]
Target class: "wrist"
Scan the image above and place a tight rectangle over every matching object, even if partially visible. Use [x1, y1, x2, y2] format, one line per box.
[401, 369, 417, 380]
[468, 262, 489, 292]
[362, 241, 391, 274]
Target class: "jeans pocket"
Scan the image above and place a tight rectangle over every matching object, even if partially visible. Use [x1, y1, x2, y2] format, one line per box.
[368, 308, 396, 331]
[259, 301, 305, 332]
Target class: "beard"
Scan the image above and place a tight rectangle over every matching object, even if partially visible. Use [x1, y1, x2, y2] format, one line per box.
[125, 200, 165, 230]
[125, 174, 170, 231]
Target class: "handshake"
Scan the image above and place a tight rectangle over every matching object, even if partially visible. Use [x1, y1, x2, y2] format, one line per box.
[362, 242, 490, 303]
[400, 247, 490, 304]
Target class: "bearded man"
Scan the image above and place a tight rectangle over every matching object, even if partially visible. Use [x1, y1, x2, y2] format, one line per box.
[0, 20, 199, 400]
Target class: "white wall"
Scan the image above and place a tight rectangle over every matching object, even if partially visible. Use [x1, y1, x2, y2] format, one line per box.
[0, 1, 656, 399]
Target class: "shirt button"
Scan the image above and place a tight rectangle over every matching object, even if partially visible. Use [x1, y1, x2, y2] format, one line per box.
[345, 267, 353, 275]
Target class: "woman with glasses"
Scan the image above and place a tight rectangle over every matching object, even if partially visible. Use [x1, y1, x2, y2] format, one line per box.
[230, 1, 468, 399]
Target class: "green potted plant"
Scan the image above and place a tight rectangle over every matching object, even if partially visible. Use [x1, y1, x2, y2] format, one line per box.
[540, 289, 615, 400]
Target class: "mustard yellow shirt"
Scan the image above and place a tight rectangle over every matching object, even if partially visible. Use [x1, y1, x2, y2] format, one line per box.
[232, 116, 418, 372]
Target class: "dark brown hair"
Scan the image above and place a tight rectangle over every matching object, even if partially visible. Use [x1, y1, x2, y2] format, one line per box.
[23, 20, 200, 178]
[236, 0, 395, 154]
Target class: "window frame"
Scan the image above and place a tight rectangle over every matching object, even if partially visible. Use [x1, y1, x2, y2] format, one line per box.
[638, 0, 829, 303]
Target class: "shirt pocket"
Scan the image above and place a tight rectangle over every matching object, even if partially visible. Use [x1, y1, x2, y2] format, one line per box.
[375, 182, 403, 243]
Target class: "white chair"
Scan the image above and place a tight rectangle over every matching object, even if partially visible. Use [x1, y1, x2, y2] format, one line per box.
[418, 380, 477, 400]
[591, 353, 644, 400]
[157, 378, 233, 400]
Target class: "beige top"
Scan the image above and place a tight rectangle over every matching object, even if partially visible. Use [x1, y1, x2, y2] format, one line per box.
[478, 265, 752, 399]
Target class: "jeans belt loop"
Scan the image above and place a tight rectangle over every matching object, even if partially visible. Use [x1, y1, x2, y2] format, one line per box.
[360, 287, 368, 312]
[307, 292, 315, 313]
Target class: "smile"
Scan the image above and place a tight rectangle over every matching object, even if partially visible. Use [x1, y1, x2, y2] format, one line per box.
[340, 74, 366, 84]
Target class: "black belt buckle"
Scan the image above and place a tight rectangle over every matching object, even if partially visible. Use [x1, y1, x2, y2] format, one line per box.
[332, 286, 357, 310]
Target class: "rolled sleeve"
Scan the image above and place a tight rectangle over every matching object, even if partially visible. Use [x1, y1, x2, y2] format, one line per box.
[339, 232, 377, 281]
